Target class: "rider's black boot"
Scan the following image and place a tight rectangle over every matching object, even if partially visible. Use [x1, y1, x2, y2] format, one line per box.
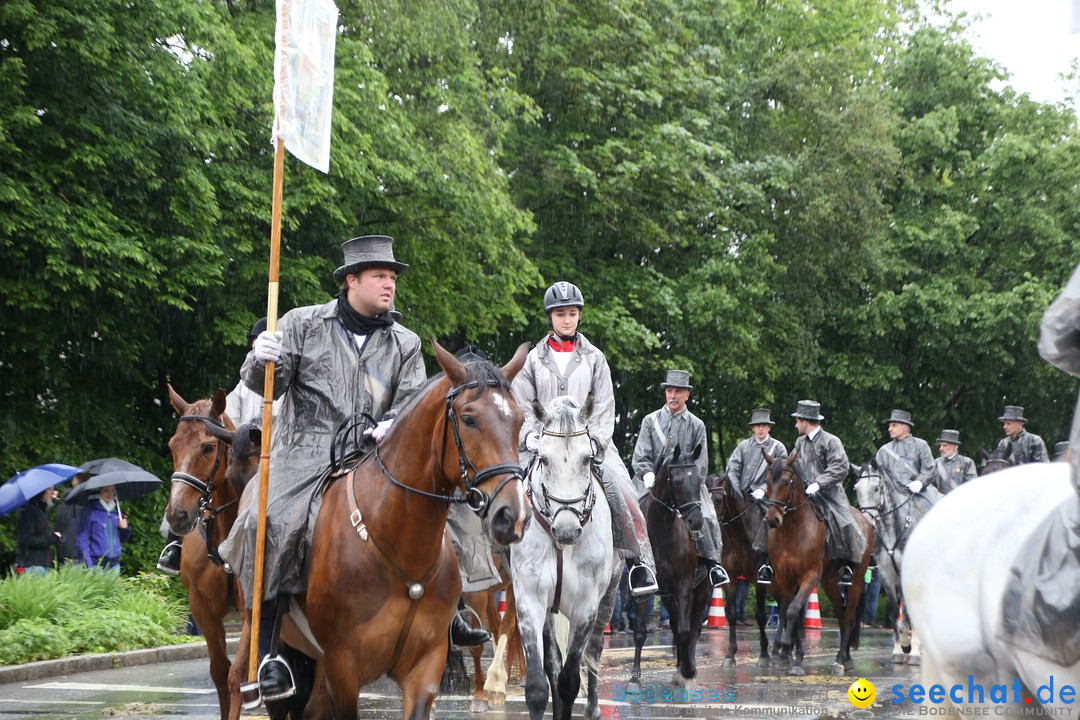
[258, 595, 295, 702]
[156, 537, 182, 576]
[707, 561, 730, 587]
[451, 613, 490, 648]
[837, 564, 854, 587]
[757, 563, 774, 585]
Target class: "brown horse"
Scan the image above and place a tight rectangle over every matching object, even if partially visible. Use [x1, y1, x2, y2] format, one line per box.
[301, 341, 531, 719]
[708, 471, 771, 667]
[166, 385, 260, 720]
[761, 451, 873, 676]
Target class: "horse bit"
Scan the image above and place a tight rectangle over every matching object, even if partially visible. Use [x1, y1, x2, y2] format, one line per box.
[170, 414, 243, 566]
[525, 426, 600, 529]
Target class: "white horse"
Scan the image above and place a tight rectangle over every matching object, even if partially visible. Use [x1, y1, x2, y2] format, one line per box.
[508, 395, 620, 720]
[902, 462, 1079, 712]
[853, 460, 941, 666]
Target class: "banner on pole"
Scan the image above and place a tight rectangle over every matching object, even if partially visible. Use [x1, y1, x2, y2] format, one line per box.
[273, 0, 338, 173]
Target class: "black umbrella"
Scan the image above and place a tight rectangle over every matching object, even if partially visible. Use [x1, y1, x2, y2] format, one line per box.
[63, 457, 163, 506]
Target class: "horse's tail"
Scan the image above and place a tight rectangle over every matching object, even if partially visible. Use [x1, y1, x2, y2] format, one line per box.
[441, 647, 470, 694]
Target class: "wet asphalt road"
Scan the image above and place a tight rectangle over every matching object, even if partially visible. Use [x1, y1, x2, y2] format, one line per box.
[0, 624, 931, 719]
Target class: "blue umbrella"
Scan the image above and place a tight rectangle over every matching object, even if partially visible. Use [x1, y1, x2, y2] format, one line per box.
[0, 463, 83, 517]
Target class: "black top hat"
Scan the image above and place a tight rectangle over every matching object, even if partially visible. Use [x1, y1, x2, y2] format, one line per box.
[748, 408, 775, 426]
[248, 317, 268, 340]
[937, 429, 962, 445]
[660, 370, 693, 391]
[883, 409, 914, 427]
[333, 235, 409, 283]
[791, 400, 824, 422]
[998, 405, 1027, 423]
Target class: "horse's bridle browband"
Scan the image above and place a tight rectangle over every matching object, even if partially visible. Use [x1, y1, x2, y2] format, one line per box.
[171, 414, 238, 566]
[371, 378, 524, 518]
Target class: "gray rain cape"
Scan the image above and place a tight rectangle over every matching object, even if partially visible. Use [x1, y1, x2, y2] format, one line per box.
[219, 298, 426, 605]
[998, 263, 1080, 665]
[874, 435, 943, 525]
[792, 429, 867, 564]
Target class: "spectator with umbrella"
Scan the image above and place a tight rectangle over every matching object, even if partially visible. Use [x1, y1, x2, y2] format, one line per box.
[66, 458, 162, 572]
[16, 486, 63, 574]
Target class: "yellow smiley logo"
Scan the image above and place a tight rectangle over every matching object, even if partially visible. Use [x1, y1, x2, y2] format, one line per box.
[848, 678, 876, 708]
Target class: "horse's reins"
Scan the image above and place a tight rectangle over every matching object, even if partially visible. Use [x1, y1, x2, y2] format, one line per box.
[525, 425, 600, 613]
[171, 414, 237, 567]
[648, 460, 705, 543]
[344, 376, 526, 670]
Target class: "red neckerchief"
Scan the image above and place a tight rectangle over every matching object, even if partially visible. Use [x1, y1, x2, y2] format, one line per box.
[546, 335, 577, 352]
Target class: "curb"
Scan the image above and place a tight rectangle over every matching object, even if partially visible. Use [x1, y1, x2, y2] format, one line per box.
[0, 636, 240, 685]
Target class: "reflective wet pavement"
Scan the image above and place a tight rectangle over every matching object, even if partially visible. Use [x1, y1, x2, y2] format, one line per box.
[0, 624, 943, 719]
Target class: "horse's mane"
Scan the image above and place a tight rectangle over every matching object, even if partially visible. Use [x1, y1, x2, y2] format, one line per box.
[543, 396, 585, 438]
[392, 352, 512, 422]
[229, 423, 260, 492]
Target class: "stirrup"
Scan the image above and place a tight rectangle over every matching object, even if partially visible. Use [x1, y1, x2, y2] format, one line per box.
[709, 564, 730, 587]
[628, 563, 659, 597]
[156, 541, 182, 576]
[837, 565, 854, 587]
[756, 564, 773, 585]
[257, 654, 296, 702]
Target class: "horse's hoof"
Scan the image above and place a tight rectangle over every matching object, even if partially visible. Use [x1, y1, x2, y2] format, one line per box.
[891, 653, 906, 664]
[489, 693, 506, 708]
[844, 659, 855, 672]
[470, 699, 489, 714]
[832, 662, 846, 677]
[901, 644, 912, 654]
[907, 655, 921, 667]
[722, 657, 737, 668]
[789, 666, 805, 677]
[671, 671, 686, 686]
[757, 658, 771, 669]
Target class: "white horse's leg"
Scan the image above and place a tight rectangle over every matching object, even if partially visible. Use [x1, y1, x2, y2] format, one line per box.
[908, 629, 922, 666]
[483, 634, 509, 709]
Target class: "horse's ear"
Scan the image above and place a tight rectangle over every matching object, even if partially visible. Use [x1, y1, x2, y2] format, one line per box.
[849, 462, 861, 477]
[501, 342, 531, 383]
[691, 442, 703, 462]
[762, 450, 774, 464]
[870, 457, 879, 471]
[532, 399, 548, 425]
[205, 422, 235, 444]
[979, 447, 991, 461]
[1001, 442, 1012, 459]
[211, 388, 228, 418]
[785, 449, 798, 467]
[673, 444, 683, 464]
[580, 392, 595, 422]
[432, 339, 468, 385]
[167, 383, 189, 415]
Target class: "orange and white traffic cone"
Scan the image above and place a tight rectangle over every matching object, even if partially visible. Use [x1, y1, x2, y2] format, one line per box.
[804, 588, 822, 630]
[706, 586, 727, 628]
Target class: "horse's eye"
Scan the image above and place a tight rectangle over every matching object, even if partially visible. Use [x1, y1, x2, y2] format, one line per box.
[462, 415, 477, 428]
[581, 454, 591, 467]
[202, 443, 216, 455]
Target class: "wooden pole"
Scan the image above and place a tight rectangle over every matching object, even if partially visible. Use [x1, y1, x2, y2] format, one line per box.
[248, 138, 285, 682]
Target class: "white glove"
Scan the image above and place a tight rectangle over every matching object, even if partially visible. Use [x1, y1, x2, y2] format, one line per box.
[805, 482, 820, 496]
[751, 487, 765, 500]
[253, 330, 283, 365]
[363, 419, 393, 442]
[525, 432, 541, 452]
[907, 480, 923, 494]
[643, 472, 656, 489]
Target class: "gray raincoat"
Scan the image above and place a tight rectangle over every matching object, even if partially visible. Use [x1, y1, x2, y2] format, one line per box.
[726, 434, 788, 553]
[934, 453, 976, 494]
[793, 428, 867, 563]
[631, 406, 722, 562]
[220, 298, 426, 604]
[875, 435, 941, 518]
[995, 430, 1049, 465]
[512, 334, 652, 565]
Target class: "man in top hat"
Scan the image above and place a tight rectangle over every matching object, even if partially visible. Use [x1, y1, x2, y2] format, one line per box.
[790, 400, 867, 586]
[726, 408, 788, 584]
[934, 429, 977, 493]
[631, 370, 729, 587]
[219, 236, 482, 702]
[875, 410, 941, 521]
[995, 405, 1049, 465]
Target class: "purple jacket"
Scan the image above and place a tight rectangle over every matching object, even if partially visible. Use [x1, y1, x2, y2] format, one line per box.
[75, 501, 132, 568]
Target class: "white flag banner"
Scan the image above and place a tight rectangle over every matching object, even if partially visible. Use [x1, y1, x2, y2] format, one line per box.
[272, 0, 338, 173]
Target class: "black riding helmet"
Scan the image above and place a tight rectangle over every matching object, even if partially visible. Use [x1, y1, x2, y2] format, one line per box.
[543, 281, 584, 313]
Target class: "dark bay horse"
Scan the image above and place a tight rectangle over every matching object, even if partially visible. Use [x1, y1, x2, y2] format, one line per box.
[979, 443, 1014, 475]
[762, 452, 873, 676]
[166, 385, 260, 720]
[302, 341, 531, 719]
[631, 444, 712, 687]
[708, 471, 771, 667]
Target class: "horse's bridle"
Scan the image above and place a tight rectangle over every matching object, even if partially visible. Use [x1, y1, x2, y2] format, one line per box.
[170, 414, 239, 565]
[370, 378, 525, 519]
[526, 426, 599, 529]
[649, 461, 703, 522]
[762, 465, 811, 516]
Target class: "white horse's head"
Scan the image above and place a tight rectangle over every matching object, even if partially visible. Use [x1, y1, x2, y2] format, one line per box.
[531, 394, 597, 547]
[853, 459, 885, 518]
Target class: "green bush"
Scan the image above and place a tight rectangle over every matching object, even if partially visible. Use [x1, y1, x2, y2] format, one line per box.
[0, 567, 197, 664]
